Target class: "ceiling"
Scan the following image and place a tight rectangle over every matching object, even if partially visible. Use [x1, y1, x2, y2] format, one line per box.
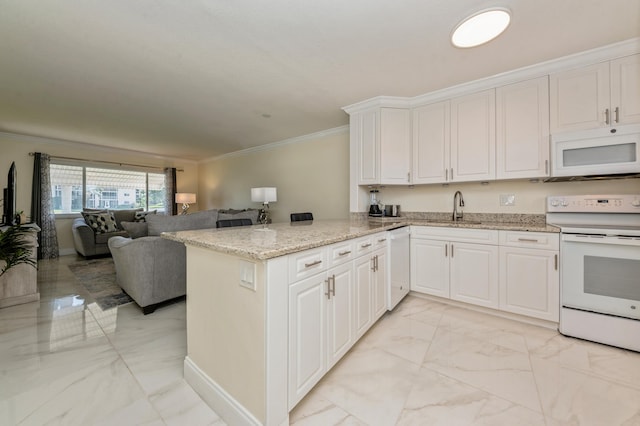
[1, 1, 638, 161]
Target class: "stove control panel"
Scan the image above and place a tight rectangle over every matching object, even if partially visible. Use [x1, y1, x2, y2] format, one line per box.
[547, 194, 640, 213]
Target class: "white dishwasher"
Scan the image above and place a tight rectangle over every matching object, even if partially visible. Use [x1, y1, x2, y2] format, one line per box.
[388, 226, 410, 310]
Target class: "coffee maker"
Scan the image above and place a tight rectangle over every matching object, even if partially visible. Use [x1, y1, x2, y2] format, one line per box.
[368, 189, 383, 217]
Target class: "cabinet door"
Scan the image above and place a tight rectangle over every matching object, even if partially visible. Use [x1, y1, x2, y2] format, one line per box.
[373, 248, 387, 320]
[410, 238, 449, 298]
[499, 247, 559, 322]
[450, 89, 496, 182]
[412, 101, 450, 184]
[550, 62, 610, 132]
[496, 77, 550, 179]
[450, 242, 499, 308]
[354, 255, 374, 338]
[288, 273, 327, 408]
[326, 263, 355, 369]
[380, 108, 412, 184]
[356, 109, 379, 184]
[610, 54, 640, 126]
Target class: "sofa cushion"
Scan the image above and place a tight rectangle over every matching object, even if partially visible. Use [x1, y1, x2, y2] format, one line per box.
[95, 229, 129, 244]
[134, 210, 157, 222]
[83, 212, 118, 234]
[121, 221, 148, 239]
[146, 209, 219, 236]
[218, 209, 259, 225]
[111, 208, 143, 229]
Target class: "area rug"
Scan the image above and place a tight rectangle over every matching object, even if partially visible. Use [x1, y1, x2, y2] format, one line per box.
[67, 257, 133, 310]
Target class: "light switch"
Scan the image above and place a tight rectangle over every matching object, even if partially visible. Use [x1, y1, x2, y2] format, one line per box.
[239, 260, 256, 291]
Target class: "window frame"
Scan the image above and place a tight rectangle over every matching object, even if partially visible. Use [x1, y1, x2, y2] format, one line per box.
[50, 159, 166, 218]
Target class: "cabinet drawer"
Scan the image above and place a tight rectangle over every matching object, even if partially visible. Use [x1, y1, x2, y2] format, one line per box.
[289, 247, 327, 282]
[353, 235, 375, 256]
[327, 240, 355, 267]
[499, 231, 559, 250]
[411, 226, 499, 244]
[373, 232, 389, 248]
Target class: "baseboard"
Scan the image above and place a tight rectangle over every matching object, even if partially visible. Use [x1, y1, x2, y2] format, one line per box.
[184, 356, 264, 426]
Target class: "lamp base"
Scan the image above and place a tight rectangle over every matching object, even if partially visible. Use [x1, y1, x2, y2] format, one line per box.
[181, 204, 190, 215]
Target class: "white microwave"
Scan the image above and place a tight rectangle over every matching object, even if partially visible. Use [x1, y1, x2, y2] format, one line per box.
[551, 124, 640, 178]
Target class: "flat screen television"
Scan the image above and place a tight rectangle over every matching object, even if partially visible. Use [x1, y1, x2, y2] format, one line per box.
[3, 162, 16, 225]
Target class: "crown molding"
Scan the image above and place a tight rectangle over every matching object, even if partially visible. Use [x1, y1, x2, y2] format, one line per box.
[342, 37, 640, 112]
[202, 125, 349, 163]
[0, 130, 198, 165]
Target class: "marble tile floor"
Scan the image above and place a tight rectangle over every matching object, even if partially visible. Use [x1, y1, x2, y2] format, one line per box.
[2, 255, 640, 425]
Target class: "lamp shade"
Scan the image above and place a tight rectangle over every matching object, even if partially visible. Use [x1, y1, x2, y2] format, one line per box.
[251, 187, 277, 203]
[175, 193, 196, 204]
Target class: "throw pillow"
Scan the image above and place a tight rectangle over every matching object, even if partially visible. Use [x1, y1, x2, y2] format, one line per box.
[83, 212, 118, 234]
[134, 210, 157, 222]
[111, 208, 143, 229]
[121, 221, 148, 239]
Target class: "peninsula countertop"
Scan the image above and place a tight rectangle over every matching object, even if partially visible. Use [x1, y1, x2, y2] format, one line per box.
[162, 217, 559, 261]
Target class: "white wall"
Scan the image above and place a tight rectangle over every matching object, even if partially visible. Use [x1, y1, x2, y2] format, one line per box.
[0, 132, 198, 255]
[198, 128, 350, 223]
[374, 178, 640, 214]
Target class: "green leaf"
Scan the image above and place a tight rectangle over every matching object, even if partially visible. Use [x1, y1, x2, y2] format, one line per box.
[0, 226, 37, 277]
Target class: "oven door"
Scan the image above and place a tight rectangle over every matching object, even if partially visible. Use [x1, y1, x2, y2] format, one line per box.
[561, 233, 640, 320]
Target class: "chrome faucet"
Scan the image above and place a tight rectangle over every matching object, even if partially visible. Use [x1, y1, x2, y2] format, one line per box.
[452, 191, 464, 221]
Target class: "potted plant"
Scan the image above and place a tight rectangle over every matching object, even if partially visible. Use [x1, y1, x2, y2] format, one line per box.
[0, 225, 36, 277]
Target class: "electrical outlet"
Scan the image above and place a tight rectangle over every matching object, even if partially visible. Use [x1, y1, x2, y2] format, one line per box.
[500, 194, 515, 206]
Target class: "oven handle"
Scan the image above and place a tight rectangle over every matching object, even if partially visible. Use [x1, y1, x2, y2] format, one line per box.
[562, 233, 640, 246]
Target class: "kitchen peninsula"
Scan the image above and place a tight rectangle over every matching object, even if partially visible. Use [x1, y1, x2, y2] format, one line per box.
[163, 217, 559, 425]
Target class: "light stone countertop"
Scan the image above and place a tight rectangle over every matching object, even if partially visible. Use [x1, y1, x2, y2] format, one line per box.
[162, 217, 559, 261]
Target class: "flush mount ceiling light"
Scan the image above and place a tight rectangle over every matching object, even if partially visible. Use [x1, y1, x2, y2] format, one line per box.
[451, 8, 511, 48]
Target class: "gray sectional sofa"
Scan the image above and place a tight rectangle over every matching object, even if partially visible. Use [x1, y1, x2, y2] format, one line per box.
[72, 208, 149, 257]
[108, 208, 259, 314]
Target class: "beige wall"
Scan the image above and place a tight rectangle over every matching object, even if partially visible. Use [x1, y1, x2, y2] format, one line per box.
[374, 178, 640, 215]
[198, 129, 350, 223]
[0, 132, 198, 255]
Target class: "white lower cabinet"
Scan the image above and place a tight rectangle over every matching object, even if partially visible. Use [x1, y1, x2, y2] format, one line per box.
[410, 227, 499, 308]
[288, 232, 388, 409]
[498, 231, 560, 322]
[410, 238, 449, 297]
[410, 226, 560, 323]
[450, 242, 499, 309]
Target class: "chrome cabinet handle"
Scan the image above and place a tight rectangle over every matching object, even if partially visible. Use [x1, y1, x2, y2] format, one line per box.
[605, 108, 610, 125]
[545, 159, 548, 174]
[451, 244, 454, 258]
[371, 256, 376, 271]
[407, 172, 410, 182]
[304, 260, 322, 268]
[615, 106, 620, 123]
[338, 250, 351, 256]
[325, 278, 331, 299]
[331, 275, 336, 296]
[361, 243, 372, 248]
[451, 168, 454, 180]
[518, 238, 539, 243]
[377, 238, 387, 243]
[445, 244, 448, 257]
[554, 254, 558, 271]
[445, 168, 448, 181]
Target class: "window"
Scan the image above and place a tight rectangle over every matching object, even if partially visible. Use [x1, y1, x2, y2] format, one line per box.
[50, 163, 167, 214]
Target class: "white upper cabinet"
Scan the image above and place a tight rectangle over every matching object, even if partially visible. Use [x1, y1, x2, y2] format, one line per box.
[611, 54, 640, 125]
[352, 107, 411, 185]
[496, 76, 550, 179]
[412, 101, 450, 184]
[379, 108, 412, 184]
[550, 54, 640, 132]
[354, 109, 379, 185]
[450, 89, 496, 182]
